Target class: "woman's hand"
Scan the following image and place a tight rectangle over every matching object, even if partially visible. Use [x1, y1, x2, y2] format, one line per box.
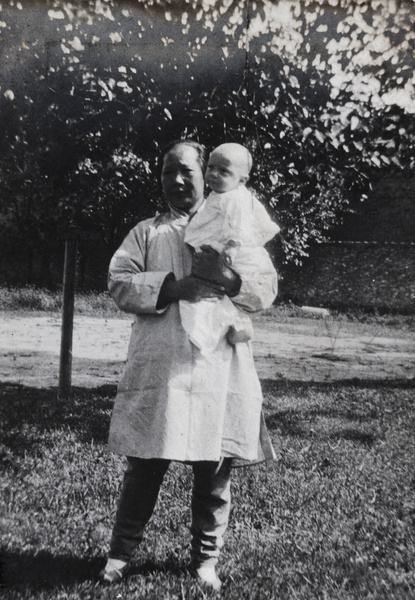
[157, 275, 225, 308]
[191, 246, 241, 297]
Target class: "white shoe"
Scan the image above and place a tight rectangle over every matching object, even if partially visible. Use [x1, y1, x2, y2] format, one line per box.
[100, 558, 128, 583]
[194, 565, 222, 591]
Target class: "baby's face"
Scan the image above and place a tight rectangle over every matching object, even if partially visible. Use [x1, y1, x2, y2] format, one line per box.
[205, 152, 247, 193]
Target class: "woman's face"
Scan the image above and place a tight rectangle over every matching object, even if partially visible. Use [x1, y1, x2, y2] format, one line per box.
[161, 144, 205, 213]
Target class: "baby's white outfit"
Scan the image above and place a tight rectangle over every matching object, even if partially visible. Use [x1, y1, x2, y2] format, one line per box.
[181, 185, 280, 354]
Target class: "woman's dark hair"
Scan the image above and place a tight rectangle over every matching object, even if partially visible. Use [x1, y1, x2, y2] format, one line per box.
[157, 139, 208, 185]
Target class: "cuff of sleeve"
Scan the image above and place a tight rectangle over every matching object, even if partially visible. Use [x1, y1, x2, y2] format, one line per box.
[155, 272, 176, 313]
[146, 272, 176, 314]
[110, 271, 174, 314]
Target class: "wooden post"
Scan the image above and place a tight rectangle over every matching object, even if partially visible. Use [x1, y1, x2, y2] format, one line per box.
[59, 237, 77, 399]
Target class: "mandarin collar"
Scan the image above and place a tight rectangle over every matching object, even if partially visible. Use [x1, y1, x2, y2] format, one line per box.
[168, 197, 205, 220]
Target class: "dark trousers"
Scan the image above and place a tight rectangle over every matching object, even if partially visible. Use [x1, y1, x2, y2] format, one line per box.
[109, 457, 232, 566]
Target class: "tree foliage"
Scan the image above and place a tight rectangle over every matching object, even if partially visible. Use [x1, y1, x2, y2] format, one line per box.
[0, 0, 414, 285]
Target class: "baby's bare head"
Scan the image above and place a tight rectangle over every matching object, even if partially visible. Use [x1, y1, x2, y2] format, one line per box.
[206, 143, 253, 193]
[212, 143, 252, 175]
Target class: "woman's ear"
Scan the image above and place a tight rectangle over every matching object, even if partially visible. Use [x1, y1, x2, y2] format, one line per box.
[240, 174, 249, 185]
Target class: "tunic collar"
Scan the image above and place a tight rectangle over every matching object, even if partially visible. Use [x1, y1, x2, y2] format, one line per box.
[168, 198, 205, 221]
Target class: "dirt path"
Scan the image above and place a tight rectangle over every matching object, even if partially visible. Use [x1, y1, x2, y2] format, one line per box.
[1, 312, 414, 389]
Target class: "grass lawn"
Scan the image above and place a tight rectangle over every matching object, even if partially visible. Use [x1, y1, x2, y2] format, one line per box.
[1, 377, 414, 599]
[1, 287, 414, 598]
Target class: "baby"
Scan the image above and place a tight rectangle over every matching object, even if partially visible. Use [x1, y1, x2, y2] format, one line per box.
[181, 142, 280, 354]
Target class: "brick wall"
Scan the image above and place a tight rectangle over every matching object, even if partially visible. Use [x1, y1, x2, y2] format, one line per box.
[279, 173, 415, 312]
[330, 175, 415, 243]
[281, 242, 415, 313]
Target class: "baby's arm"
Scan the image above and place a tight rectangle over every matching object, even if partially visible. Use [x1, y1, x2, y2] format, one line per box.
[219, 240, 241, 267]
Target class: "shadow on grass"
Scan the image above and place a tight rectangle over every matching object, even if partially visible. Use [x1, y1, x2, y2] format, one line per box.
[261, 377, 415, 393]
[1, 377, 413, 453]
[261, 378, 415, 445]
[262, 377, 414, 443]
[266, 408, 379, 445]
[1, 551, 102, 591]
[0, 382, 116, 453]
[1, 551, 186, 592]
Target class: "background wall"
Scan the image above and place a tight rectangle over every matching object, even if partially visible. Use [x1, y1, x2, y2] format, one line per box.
[279, 174, 415, 312]
[281, 242, 415, 313]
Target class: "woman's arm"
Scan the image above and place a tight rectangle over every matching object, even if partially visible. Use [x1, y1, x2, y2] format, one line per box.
[191, 245, 277, 313]
[108, 222, 172, 314]
[190, 246, 242, 297]
[109, 222, 226, 314]
[156, 275, 226, 309]
[233, 253, 278, 312]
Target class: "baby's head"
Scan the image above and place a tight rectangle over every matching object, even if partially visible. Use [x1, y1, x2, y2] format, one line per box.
[205, 143, 252, 193]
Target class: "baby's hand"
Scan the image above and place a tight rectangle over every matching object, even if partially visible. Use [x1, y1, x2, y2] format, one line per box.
[220, 240, 241, 267]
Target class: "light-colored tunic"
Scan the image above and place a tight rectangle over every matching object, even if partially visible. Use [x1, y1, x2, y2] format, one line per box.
[107, 202, 278, 465]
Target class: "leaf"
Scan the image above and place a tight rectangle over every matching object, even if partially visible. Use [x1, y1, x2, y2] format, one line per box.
[109, 32, 122, 43]
[314, 130, 325, 143]
[48, 9, 65, 20]
[302, 127, 312, 139]
[289, 75, 300, 88]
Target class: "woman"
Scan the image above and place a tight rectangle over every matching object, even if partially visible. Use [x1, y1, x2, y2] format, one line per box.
[101, 140, 278, 590]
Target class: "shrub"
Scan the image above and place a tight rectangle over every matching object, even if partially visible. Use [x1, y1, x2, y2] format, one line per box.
[0, 286, 119, 316]
[0, 286, 62, 312]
